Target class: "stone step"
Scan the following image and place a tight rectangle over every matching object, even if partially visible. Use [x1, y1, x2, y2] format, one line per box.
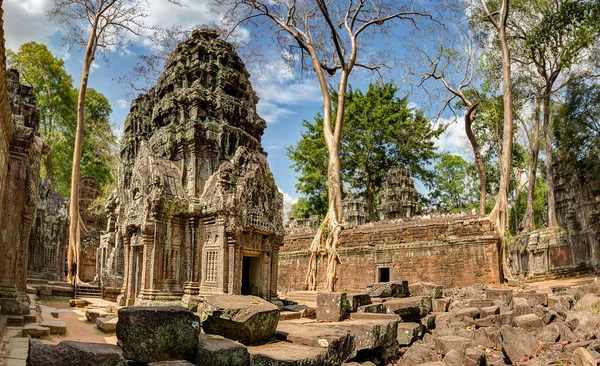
[5, 315, 24, 327]
[22, 324, 51, 338]
[39, 319, 67, 335]
[23, 310, 37, 324]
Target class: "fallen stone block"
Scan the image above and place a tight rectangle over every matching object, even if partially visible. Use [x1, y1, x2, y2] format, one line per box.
[467, 299, 494, 308]
[346, 293, 371, 313]
[27, 339, 126, 366]
[516, 291, 548, 307]
[474, 315, 495, 328]
[397, 322, 421, 346]
[200, 295, 279, 345]
[22, 324, 50, 338]
[494, 311, 515, 327]
[573, 346, 596, 366]
[499, 325, 538, 364]
[486, 288, 513, 308]
[147, 361, 195, 366]
[434, 335, 474, 355]
[464, 347, 486, 366]
[357, 303, 385, 313]
[512, 297, 533, 316]
[367, 280, 409, 298]
[96, 316, 118, 333]
[480, 305, 500, 318]
[452, 307, 480, 320]
[196, 333, 249, 366]
[39, 285, 53, 300]
[280, 311, 302, 320]
[248, 340, 351, 366]
[409, 282, 443, 299]
[399, 343, 438, 365]
[69, 299, 86, 308]
[85, 308, 109, 323]
[349, 312, 399, 321]
[514, 313, 544, 332]
[117, 306, 200, 363]
[432, 298, 450, 312]
[316, 292, 347, 322]
[385, 296, 431, 321]
[282, 304, 315, 318]
[39, 319, 66, 335]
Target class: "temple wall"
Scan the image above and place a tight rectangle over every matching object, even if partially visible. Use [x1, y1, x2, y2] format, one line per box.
[28, 180, 69, 280]
[0, 3, 14, 223]
[279, 215, 501, 293]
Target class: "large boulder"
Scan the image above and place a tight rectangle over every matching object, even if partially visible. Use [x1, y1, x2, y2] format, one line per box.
[499, 325, 538, 364]
[27, 339, 126, 366]
[116, 306, 200, 363]
[200, 295, 279, 345]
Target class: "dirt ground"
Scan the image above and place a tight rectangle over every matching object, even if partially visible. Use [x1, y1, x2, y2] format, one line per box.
[35, 300, 117, 346]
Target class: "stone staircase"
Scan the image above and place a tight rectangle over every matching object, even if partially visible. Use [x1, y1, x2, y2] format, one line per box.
[75, 284, 102, 299]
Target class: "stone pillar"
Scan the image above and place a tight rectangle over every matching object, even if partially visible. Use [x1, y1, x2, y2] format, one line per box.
[227, 236, 236, 294]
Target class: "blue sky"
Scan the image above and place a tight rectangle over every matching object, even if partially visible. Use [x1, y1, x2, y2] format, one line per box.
[3, 0, 470, 207]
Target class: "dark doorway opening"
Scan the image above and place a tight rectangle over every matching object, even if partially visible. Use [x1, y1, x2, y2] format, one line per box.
[241, 256, 261, 296]
[378, 267, 390, 283]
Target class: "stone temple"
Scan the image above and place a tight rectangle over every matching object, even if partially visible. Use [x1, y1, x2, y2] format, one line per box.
[101, 30, 284, 307]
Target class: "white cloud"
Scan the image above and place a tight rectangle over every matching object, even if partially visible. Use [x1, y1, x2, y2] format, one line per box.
[278, 187, 298, 223]
[118, 99, 128, 109]
[90, 61, 100, 73]
[434, 114, 471, 158]
[3, 0, 60, 51]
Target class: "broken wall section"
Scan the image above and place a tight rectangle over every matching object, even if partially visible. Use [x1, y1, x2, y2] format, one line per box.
[279, 215, 501, 294]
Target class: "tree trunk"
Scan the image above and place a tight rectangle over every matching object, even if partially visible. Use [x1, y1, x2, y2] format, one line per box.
[465, 104, 486, 215]
[521, 88, 542, 231]
[487, 0, 514, 282]
[67, 21, 97, 284]
[543, 93, 557, 228]
[489, 9, 514, 238]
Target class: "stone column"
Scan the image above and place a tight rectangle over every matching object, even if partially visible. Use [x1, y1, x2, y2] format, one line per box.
[227, 236, 236, 294]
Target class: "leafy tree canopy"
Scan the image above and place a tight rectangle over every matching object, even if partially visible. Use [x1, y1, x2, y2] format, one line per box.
[287, 82, 442, 219]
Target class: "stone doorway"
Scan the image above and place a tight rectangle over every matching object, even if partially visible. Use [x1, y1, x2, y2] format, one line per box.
[377, 267, 390, 283]
[241, 251, 262, 296]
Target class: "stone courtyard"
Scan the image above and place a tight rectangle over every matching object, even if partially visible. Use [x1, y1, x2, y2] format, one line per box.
[1, 3, 600, 366]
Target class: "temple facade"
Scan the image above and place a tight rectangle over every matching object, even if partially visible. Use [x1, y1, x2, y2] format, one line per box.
[102, 30, 283, 307]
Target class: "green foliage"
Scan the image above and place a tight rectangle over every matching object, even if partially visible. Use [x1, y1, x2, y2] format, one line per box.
[7, 42, 76, 181]
[7, 42, 117, 196]
[426, 153, 479, 213]
[290, 197, 311, 219]
[554, 79, 600, 180]
[286, 82, 442, 219]
[509, 177, 548, 235]
[52, 89, 117, 195]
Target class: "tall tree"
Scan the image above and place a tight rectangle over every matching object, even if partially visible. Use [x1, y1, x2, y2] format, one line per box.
[219, 0, 434, 291]
[476, 0, 515, 239]
[7, 42, 76, 182]
[288, 83, 441, 221]
[427, 153, 479, 213]
[416, 39, 488, 214]
[509, 0, 600, 229]
[49, 0, 151, 283]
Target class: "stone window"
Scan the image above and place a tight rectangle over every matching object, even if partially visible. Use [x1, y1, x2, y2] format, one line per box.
[377, 267, 390, 283]
[206, 250, 218, 284]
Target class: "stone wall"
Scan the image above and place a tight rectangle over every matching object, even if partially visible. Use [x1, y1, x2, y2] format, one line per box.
[0, 68, 47, 314]
[78, 176, 104, 282]
[0, 5, 13, 212]
[28, 180, 69, 280]
[509, 166, 600, 280]
[279, 215, 501, 293]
